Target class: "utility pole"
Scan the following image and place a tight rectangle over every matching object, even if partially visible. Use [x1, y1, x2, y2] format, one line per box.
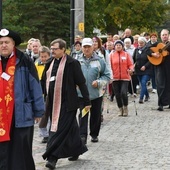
[74, 0, 84, 38]
[0, 0, 2, 29]
[70, 0, 84, 47]
[70, 0, 75, 47]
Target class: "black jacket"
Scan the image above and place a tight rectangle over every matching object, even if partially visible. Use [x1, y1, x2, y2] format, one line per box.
[41, 55, 91, 112]
[133, 46, 153, 76]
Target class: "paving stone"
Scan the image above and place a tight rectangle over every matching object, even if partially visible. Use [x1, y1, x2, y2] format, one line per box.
[33, 88, 170, 170]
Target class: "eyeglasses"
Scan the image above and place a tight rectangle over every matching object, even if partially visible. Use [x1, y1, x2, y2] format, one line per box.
[50, 48, 60, 51]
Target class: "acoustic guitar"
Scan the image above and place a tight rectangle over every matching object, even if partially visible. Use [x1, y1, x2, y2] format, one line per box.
[147, 42, 170, 65]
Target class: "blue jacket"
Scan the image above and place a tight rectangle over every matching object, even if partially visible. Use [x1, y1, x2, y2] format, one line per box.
[14, 49, 45, 128]
[77, 52, 110, 100]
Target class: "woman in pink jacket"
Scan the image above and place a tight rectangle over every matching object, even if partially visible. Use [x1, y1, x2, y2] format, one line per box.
[110, 40, 134, 116]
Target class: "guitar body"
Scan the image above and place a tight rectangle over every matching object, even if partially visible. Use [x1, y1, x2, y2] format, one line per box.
[147, 43, 169, 65]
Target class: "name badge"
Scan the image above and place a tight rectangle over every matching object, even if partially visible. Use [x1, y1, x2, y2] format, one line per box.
[138, 50, 142, 54]
[1, 72, 11, 81]
[121, 57, 126, 60]
[50, 76, 56, 82]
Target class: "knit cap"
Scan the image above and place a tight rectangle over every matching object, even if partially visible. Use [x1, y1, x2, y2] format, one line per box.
[114, 40, 124, 47]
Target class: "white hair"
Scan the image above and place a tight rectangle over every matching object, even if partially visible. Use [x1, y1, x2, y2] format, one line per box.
[124, 38, 132, 43]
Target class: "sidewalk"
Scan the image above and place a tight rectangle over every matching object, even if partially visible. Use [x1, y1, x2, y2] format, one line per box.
[33, 89, 170, 170]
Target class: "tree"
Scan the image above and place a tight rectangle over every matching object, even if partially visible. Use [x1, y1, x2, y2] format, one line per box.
[92, 0, 170, 34]
[2, 0, 170, 46]
[2, 0, 70, 45]
[84, 0, 98, 37]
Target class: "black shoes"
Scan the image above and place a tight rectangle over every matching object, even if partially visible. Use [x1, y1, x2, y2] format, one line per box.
[109, 96, 114, 102]
[157, 106, 163, 111]
[46, 155, 79, 169]
[81, 136, 87, 145]
[68, 156, 79, 161]
[101, 114, 104, 122]
[139, 99, 144, 104]
[41, 137, 48, 143]
[144, 96, 150, 102]
[91, 136, 98, 143]
[45, 159, 57, 169]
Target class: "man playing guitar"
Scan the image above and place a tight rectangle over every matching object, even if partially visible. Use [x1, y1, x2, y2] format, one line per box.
[148, 29, 170, 111]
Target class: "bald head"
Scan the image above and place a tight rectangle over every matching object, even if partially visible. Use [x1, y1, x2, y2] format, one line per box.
[124, 29, 132, 37]
[161, 29, 169, 43]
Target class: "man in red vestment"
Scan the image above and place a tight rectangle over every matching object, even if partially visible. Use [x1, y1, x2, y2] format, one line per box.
[0, 28, 45, 170]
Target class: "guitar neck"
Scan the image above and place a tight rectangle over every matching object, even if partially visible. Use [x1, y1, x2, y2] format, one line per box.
[162, 41, 170, 51]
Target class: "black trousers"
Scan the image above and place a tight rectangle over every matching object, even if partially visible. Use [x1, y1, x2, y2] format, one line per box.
[155, 56, 170, 106]
[0, 126, 35, 170]
[78, 96, 103, 139]
[112, 80, 129, 108]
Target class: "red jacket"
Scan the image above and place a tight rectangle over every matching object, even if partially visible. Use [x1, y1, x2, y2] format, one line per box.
[110, 50, 134, 81]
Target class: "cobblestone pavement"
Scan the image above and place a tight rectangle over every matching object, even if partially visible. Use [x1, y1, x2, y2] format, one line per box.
[33, 89, 170, 170]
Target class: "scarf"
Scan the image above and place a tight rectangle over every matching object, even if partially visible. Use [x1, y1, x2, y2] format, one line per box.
[46, 55, 67, 132]
[0, 53, 16, 142]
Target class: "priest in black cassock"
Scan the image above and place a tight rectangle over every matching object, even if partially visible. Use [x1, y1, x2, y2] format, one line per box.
[42, 38, 91, 170]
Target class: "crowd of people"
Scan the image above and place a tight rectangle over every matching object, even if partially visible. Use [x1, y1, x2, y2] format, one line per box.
[0, 27, 170, 170]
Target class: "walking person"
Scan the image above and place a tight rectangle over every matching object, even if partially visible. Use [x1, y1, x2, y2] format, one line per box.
[92, 36, 111, 122]
[106, 41, 115, 101]
[0, 28, 45, 170]
[70, 41, 82, 59]
[31, 39, 41, 63]
[25, 38, 35, 58]
[124, 38, 138, 97]
[146, 33, 158, 94]
[77, 38, 110, 144]
[133, 34, 140, 48]
[42, 38, 91, 169]
[35, 46, 51, 144]
[133, 37, 153, 104]
[147, 29, 170, 111]
[121, 28, 134, 44]
[110, 40, 134, 116]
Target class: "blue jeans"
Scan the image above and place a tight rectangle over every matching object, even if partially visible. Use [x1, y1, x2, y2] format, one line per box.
[137, 75, 150, 100]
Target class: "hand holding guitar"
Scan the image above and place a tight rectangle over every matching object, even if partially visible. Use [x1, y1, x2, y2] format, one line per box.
[152, 52, 160, 58]
[147, 43, 170, 65]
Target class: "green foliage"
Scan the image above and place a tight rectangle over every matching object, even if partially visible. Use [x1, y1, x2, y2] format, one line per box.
[2, 0, 170, 47]
[92, 0, 170, 34]
[84, 0, 98, 37]
[2, 0, 70, 46]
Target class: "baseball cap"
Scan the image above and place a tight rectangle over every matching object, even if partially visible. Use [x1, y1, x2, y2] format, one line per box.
[82, 38, 93, 47]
